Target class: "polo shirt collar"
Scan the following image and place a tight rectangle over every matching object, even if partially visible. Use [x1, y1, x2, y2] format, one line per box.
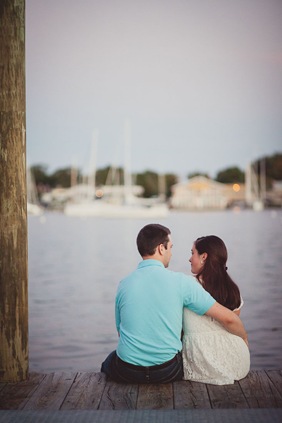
[138, 259, 165, 269]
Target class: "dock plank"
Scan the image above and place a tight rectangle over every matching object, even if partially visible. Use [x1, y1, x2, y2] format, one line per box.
[137, 384, 173, 409]
[0, 384, 6, 394]
[22, 372, 76, 410]
[0, 370, 282, 411]
[266, 370, 282, 397]
[98, 380, 138, 410]
[239, 370, 282, 408]
[173, 380, 211, 409]
[207, 380, 249, 409]
[0, 373, 45, 410]
[60, 372, 107, 410]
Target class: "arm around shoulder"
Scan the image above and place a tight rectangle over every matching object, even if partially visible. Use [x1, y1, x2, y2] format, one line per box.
[205, 302, 248, 346]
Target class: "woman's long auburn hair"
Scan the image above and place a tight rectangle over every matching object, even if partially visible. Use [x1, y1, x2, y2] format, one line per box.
[195, 235, 241, 310]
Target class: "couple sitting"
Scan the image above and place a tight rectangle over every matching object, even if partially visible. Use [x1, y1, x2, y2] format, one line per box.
[101, 223, 250, 385]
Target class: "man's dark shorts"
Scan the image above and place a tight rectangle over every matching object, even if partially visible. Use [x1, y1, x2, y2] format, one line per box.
[101, 351, 183, 384]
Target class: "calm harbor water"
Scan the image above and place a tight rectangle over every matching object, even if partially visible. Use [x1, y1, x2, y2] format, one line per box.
[28, 209, 282, 372]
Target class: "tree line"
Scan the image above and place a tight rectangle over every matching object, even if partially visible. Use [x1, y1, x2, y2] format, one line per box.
[30, 152, 282, 199]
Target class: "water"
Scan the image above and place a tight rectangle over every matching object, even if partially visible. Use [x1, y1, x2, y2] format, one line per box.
[28, 209, 282, 372]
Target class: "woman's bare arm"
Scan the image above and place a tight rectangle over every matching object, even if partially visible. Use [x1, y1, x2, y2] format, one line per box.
[205, 302, 248, 345]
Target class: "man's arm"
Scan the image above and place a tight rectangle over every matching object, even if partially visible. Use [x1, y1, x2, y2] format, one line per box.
[205, 302, 248, 345]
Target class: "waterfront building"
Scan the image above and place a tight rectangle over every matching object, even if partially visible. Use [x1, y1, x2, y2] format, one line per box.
[170, 176, 245, 210]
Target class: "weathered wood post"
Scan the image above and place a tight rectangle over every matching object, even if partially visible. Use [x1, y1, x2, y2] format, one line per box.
[0, 0, 28, 381]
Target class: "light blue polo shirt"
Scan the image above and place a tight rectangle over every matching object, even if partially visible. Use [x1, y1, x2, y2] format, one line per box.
[115, 259, 215, 366]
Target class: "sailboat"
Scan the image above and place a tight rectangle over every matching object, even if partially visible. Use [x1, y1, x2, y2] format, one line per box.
[64, 123, 169, 218]
[245, 160, 266, 211]
[27, 166, 44, 216]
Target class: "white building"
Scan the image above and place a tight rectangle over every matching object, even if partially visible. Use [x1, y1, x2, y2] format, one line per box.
[170, 176, 244, 210]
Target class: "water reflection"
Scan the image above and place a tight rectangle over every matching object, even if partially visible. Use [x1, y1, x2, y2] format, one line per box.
[28, 209, 282, 371]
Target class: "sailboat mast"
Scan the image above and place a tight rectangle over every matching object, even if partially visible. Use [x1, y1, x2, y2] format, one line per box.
[70, 157, 78, 188]
[260, 158, 266, 203]
[88, 130, 98, 199]
[124, 119, 132, 200]
[158, 173, 166, 201]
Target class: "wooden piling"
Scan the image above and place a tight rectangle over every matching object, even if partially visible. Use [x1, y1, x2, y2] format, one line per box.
[0, 0, 28, 382]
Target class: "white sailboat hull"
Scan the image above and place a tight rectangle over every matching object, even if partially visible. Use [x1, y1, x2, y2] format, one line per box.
[27, 202, 44, 216]
[64, 201, 168, 218]
[65, 122, 169, 219]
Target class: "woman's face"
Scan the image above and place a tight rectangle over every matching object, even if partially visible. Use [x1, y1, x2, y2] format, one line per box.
[189, 243, 204, 275]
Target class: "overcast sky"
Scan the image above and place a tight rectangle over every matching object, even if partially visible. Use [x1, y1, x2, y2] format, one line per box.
[26, 0, 282, 180]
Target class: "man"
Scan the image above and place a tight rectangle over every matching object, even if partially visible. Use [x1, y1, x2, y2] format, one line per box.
[101, 224, 248, 384]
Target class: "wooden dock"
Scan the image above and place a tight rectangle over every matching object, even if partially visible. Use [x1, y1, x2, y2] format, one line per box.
[1, 369, 282, 410]
[0, 370, 282, 422]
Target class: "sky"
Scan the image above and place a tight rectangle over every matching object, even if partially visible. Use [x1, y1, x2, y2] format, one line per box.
[26, 0, 282, 180]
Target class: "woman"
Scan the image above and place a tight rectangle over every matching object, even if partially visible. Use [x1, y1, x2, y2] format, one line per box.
[182, 235, 250, 385]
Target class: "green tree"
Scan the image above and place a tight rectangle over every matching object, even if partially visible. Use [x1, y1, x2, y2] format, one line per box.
[135, 171, 178, 198]
[252, 153, 282, 190]
[50, 168, 72, 188]
[96, 165, 124, 186]
[187, 172, 210, 179]
[264, 153, 282, 180]
[165, 173, 178, 197]
[136, 171, 159, 197]
[30, 164, 50, 185]
[216, 167, 245, 183]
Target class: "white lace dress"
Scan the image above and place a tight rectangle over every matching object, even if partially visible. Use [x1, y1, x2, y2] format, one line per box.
[182, 303, 250, 385]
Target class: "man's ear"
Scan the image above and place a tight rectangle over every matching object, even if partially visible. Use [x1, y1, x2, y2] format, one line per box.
[157, 244, 164, 255]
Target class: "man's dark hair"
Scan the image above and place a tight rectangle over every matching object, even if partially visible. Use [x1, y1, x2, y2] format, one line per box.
[136, 224, 171, 257]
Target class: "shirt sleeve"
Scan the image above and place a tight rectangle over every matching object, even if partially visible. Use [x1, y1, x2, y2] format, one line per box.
[182, 274, 216, 315]
[115, 292, 121, 333]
